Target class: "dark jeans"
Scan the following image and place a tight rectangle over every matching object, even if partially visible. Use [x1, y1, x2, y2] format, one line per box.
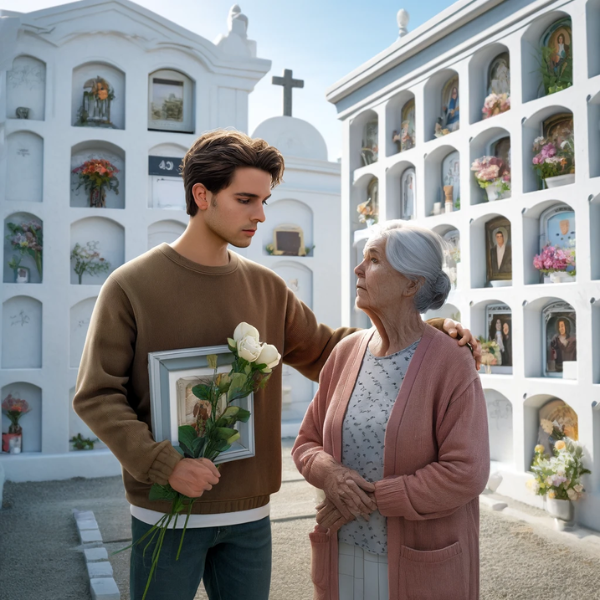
[130, 515, 272, 600]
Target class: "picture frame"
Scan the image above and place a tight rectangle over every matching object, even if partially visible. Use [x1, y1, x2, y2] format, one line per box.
[272, 225, 306, 256]
[400, 168, 416, 220]
[148, 69, 194, 134]
[542, 301, 577, 378]
[441, 75, 460, 133]
[361, 118, 379, 166]
[400, 99, 416, 152]
[486, 303, 512, 373]
[441, 150, 460, 207]
[542, 112, 573, 146]
[485, 216, 512, 284]
[148, 344, 255, 465]
[488, 52, 510, 96]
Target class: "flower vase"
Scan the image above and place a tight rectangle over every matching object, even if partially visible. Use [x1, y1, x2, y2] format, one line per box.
[14, 266, 30, 283]
[365, 218, 377, 227]
[485, 181, 506, 202]
[550, 272, 572, 284]
[546, 497, 575, 531]
[89, 187, 107, 208]
[544, 174, 575, 189]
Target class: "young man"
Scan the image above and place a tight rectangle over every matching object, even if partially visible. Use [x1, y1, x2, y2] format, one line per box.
[73, 130, 480, 600]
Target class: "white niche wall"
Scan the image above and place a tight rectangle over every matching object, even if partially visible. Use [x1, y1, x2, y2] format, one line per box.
[69, 387, 106, 451]
[70, 217, 124, 285]
[485, 389, 514, 467]
[3, 212, 43, 284]
[6, 55, 46, 121]
[263, 199, 314, 255]
[148, 143, 186, 210]
[148, 220, 185, 250]
[71, 62, 125, 129]
[71, 141, 125, 209]
[70, 297, 96, 368]
[1, 383, 42, 453]
[6, 132, 44, 203]
[2, 296, 42, 369]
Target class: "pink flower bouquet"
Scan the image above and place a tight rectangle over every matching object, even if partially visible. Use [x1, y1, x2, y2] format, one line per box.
[532, 136, 574, 181]
[482, 93, 510, 119]
[533, 243, 576, 277]
[471, 156, 511, 199]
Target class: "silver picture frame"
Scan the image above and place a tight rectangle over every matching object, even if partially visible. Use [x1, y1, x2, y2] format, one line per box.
[148, 344, 255, 465]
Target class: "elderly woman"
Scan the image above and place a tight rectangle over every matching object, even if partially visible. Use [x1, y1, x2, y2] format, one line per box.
[292, 221, 489, 600]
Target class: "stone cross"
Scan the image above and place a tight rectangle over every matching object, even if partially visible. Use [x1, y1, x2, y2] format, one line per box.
[272, 69, 304, 117]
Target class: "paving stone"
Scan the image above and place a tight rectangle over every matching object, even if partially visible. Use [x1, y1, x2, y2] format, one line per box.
[80, 529, 103, 544]
[73, 509, 95, 521]
[87, 561, 114, 579]
[90, 577, 120, 600]
[77, 518, 99, 531]
[85, 547, 109, 563]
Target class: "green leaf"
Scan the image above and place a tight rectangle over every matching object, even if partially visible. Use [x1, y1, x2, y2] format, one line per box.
[254, 363, 267, 371]
[192, 384, 212, 400]
[244, 365, 252, 375]
[191, 436, 207, 457]
[216, 427, 237, 440]
[235, 408, 251, 423]
[149, 484, 178, 502]
[226, 431, 241, 445]
[178, 425, 198, 452]
[227, 338, 237, 350]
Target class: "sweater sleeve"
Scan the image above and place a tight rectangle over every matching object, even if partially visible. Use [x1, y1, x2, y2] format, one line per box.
[374, 377, 490, 520]
[73, 276, 182, 485]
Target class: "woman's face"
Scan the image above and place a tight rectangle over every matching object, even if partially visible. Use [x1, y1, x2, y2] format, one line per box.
[503, 322, 509, 335]
[496, 319, 501, 331]
[354, 236, 419, 317]
[558, 320, 567, 336]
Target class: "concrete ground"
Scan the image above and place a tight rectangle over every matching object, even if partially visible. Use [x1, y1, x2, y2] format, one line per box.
[1, 439, 600, 600]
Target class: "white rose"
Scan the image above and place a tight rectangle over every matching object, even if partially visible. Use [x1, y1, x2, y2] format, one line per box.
[257, 344, 281, 370]
[237, 335, 262, 362]
[233, 322, 260, 344]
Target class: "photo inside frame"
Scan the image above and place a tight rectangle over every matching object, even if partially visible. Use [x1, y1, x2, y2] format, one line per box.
[151, 78, 184, 122]
[545, 313, 577, 374]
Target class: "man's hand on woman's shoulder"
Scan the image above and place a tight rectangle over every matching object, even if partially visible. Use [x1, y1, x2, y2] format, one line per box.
[441, 318, 482, 371]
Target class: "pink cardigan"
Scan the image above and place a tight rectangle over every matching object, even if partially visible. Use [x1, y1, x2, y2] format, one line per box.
[292, 325, 490, 600]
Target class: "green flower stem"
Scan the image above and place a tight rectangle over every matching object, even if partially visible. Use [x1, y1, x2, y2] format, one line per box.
[176, 500, 195, 561]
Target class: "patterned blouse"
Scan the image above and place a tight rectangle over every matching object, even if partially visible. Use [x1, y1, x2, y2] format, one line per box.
[338, 339, 420, 555]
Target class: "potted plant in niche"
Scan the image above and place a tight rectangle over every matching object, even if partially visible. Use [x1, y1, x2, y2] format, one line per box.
[72, 158, 120, 208]
[2, 394, 31, 454]
[471, 156, 511, 201]
[70, 241, 112, 284]
[70, 433, 99, 450]
[6, 220, 43, 283]
[528, 420, 590, 531]
[532, 136, 575, 188]
[533, 242, 576, 284]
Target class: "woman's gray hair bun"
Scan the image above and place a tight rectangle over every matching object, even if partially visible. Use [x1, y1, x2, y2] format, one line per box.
[370, 221, 452, 313]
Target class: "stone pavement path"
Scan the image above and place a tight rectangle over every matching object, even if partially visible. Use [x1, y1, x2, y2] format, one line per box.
[2, 440, 600, 600]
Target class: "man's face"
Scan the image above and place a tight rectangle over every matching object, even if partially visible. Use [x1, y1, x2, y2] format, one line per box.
[503, 323, 509, 335]
[496, 232, 505, 248]
[559, 320, 566, 336]
[198, 167, 271, 248]
[560, 219, 570, 235]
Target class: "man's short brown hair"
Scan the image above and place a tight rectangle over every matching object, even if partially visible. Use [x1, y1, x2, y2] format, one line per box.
[181, 129, 285, 216]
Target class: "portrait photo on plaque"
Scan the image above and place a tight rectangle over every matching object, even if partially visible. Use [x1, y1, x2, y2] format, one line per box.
[486, 303, 512, 372]
[543, 301, 577, 377]
[486, 216, 512, 284]
[272, 226, 306, 256]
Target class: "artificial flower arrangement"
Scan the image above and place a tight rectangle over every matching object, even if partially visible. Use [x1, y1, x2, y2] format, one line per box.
[471, 156, 511, 201]
[532, 136, 574, 183]
[533, 241, 576, 279]
[477, 336, 501, 374]
[537, 45, 573, 96]
[482, 93, 510, 119]
[72, 158, 119, 208]
[117, 322, 280, 600]
[2, 394, 30, 435]
[6, 221, 43, 277]
[528, 419, 590, 502]
[70, 242, 111, 284]
[357, 198, 378, 226]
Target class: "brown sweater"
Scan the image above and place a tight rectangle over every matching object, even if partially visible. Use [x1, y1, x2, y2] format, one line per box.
[73, 243, 447, 515]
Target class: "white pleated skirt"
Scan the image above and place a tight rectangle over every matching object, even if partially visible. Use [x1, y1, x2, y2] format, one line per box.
[338, 541, 389, 600]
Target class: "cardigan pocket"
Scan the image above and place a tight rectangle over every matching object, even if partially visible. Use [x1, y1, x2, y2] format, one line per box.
[399, 541, 467, 600]
[309, 527, 331, 600]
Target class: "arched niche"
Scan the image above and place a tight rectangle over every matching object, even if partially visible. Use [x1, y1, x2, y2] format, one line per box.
[469, 127, 511, 205]
[3, 212, 43, 284]
[433, 225, 461, 290]
[349, 109, 378, 172]
[521, 12, 573, 103]
[484, 389, 514, 466]
[592, 194, 600, 280]
[587, 90, 600, 179]
[6, 55, 46, 121]
[69, 387, 105, 451]
[423, 302, 461, 322]
[148, 69, 195, 134]
[272, 260, 313, 310]
[542, 300, 577, 378]
[148, 143, 187, 210]
[148, 220, 186, 250]
[587, 0, 600, 77]
[524, 394, 578, 467]
[424, 69, 459, 141]
[470, 298, 513, 374]
[264, 199, 314, 255]
[386, 161, 416, 221]
[424, 145, 459, 217]
[351, 174, 378, 236]
[6, 132, 43, 203]
[70, 217, 124, 285]
[522, 107, 573, 193]
[72, 62, 125, 129]
[468, 43, 510, 124]
[385, 91, 416, 156]
[69, 297, 97, 368]
[70, 141, 125, 209]
[470, 213, 512, 288]
[1, 382, 42, 452]
[2, 296, 42, 369]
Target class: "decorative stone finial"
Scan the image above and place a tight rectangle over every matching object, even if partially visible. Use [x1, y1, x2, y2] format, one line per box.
[228, 4, 248, 38]
[397, 9, 410, 37]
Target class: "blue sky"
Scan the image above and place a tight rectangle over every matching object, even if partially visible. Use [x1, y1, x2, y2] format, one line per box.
[3, 0, 456, 160]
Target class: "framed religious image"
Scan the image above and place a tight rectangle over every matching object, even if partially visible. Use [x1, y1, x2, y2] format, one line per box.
[441, 151, 460, 209]
[486, 303, 512, 374]
[272, 225, 306, 256]
[485, 216, 512, 284]
[443, 229, 460, 288]
[542, 301, 577, 378]
[539, 204, 576, 281]
[148, 69, 194, 134]
[542, 112, 574, 146]
[490, 137, 511, 173]
[541, 18, 572, 93]
[148, 345, 255, 465]
[488, 52, 510, 96]
[435, 75, 460, 137]
[535, 398, 578, 457]
[361, 118, 379, 166]
[400, 99, 416, 152]
[400, 168, 416, 220]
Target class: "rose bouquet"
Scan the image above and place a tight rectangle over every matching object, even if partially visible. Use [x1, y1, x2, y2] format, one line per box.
[6, 221, 43, 276]
[533, 242, 576, 277]
[532, 136, 574, 181]
[120, 322, 280, 600]
[477, 336, 500, 374]
[2, 394, 30, 435]
[72, 158, 119, 207]
[482, 93, 510, 119]
[357, 198, 378, 225]
[471, 156, 510, 201]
